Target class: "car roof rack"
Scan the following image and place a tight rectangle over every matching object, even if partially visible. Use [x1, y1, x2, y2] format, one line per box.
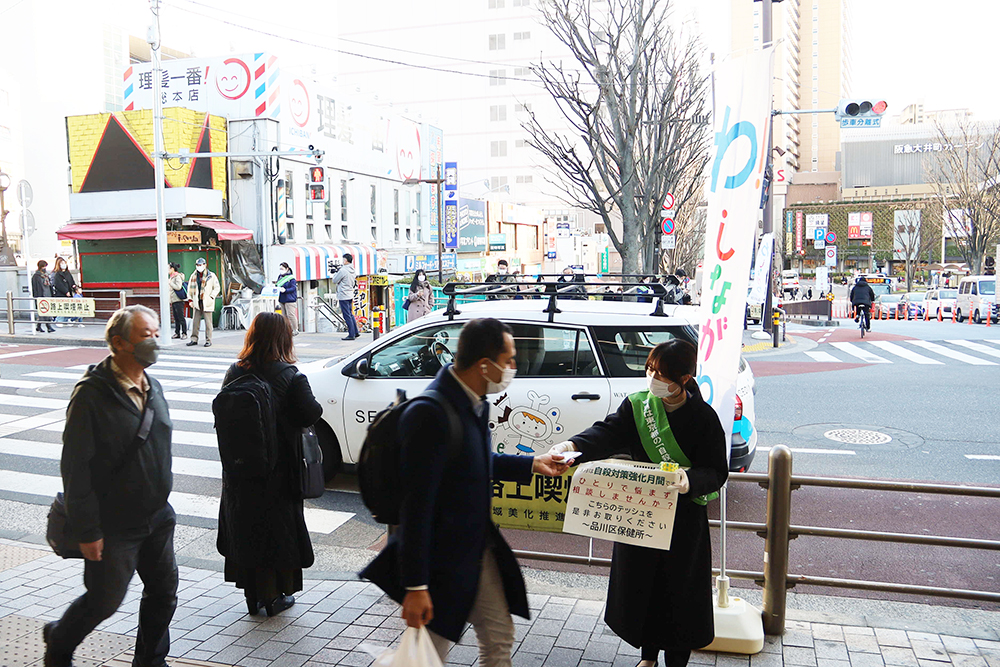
[441, 274, 681, 323]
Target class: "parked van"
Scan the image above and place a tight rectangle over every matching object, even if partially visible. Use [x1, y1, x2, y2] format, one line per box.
[781, 270, 800, 298]
[955, 275, 997, 323]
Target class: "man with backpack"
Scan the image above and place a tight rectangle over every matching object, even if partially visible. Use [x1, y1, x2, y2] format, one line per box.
[361, 318, 570, 667]
[44, 306, 176, 667]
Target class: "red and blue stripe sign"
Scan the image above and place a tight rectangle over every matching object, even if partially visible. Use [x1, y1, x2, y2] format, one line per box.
[289, 245, 380, 281]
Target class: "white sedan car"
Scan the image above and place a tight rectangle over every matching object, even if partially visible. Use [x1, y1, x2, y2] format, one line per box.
[300, 299, 759, 481]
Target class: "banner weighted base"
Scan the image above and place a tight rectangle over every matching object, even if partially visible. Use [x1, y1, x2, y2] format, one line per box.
[705, 595, 765, 654]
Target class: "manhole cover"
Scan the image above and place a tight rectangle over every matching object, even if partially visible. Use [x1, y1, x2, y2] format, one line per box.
[823, 428, 892, 445]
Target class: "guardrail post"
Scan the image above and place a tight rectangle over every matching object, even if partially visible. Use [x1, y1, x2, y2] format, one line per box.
[6, 291, 13, 335]
[762, 444, 793, 635]
[772, 309, 780, 348]
[119, 290, 127, 310]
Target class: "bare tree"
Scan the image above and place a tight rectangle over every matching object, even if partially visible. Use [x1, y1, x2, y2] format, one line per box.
[892, 208, 937, 291]
[928, 120, 1000, 274]
[522, 0, 710, 275]
[667, 202, 706, 275]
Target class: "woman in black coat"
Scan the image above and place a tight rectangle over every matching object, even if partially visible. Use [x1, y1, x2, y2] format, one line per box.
[217, 312, 323, 616]
[549, 340, 728, 667]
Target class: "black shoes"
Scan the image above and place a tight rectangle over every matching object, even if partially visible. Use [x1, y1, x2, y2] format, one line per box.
[43, 621, 70, 667]
[342, 336, 356, 341]
[246, 596, 264, 616]
[186, 340, 198, 346]
[204, 342, 212, 347]
[264, 595, 295, 616]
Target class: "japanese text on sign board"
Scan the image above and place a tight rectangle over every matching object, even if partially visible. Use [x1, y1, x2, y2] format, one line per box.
[492, 474, 571, 532]
[35, 298, 96, 318]
[563, 460, 679, 550]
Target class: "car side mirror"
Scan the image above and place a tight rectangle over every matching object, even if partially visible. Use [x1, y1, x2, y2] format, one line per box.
[355, 357, 370, 379]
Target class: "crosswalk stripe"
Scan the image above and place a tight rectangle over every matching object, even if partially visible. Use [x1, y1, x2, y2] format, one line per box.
[0, 410, 67, 438]
[0, 379, 55, 389]
[25, 371, 216, 389]
[948, 340, 1000, 360]
[163, 391, 215, 404]
[0, 469, 352, 534]
[908, 340, 997, 366]
[24, 371, 84, 381]
[829, 342, 891, 364]
[65, 364, 225, 380]
[159, 354, 238, 364]
[965, 454, 1000, 461]
[0, 438, 222, 478]
[868, 341, 943, 365]
[154, 361, 232, 371]
[36, 421, 218, 449]
[0, 394, 68, 410]
[805, 351, 840, 362]
[984, 339, 1000, 347]
[0, 346, 82, 361]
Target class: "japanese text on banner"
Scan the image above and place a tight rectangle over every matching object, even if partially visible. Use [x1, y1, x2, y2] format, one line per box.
[563, 460, 680, 550]
[697, 48, 774, 459]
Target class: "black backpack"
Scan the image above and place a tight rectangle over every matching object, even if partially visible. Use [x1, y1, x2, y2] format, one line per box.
[213, 372, 281, 478]
[358, 389, 462, 525]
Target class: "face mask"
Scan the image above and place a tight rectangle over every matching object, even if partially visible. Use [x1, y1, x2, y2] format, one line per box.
[483, 359, 517, 394]
[646, 371, 683, 399]
[129, 338, 160, 368]
[197, 266, 205, 273]
[498, 268, 507, 275]
[417, 275, 426, 282]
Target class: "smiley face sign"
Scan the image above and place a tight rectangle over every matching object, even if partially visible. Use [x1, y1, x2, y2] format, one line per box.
[289, 79, 311, 128]
[215, 58, 251, 100]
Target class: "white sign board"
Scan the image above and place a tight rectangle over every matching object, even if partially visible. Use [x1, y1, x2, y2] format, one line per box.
[748, 233, 773, 306]
[825, 245, 838, 267]
[815, 266, 830, 295]
[661, 233, 676, 250]
[698, 46, 774, 460]
[563, 460, 680, 550]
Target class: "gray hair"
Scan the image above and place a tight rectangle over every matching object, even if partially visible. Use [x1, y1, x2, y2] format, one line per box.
[105, 305, 159, 353]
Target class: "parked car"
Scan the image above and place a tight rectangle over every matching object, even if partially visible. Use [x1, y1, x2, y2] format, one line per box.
[874, 294, 903, 319]
[299, 297, 759, 481]
[903, 292, 927, 319]
[923, 289, 958, 319]
[955, 275, 997, 323]
[781, 270, 800, 299]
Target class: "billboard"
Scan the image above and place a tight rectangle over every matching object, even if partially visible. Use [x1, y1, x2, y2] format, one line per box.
[848, 211, 873, 239]
[458, 198, 487, 252]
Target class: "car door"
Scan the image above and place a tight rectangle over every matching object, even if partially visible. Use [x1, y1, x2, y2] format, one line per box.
[340, 320, 466, 462]
[489, 323, 611, 457]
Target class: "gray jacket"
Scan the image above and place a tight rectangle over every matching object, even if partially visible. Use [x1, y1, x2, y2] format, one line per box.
[331, 264, 357, 301]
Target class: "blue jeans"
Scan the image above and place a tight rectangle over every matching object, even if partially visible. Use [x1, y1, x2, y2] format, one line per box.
[46, 505, 178, 667]
[339, 299, 359, 338]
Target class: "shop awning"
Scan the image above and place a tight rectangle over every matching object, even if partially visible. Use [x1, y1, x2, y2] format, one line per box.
[191, 218, 254, 241]
[273, 244, 384, 281]
[57, 220, 156, 240]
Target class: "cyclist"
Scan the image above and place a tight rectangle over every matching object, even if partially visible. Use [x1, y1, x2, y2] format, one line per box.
[850, 276, 876, 331]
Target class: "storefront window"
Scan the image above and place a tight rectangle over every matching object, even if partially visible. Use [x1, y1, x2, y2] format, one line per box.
[285, 171, 294, 218]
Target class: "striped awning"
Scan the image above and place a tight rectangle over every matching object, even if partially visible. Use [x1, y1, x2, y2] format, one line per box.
[278, 244, 383, 281]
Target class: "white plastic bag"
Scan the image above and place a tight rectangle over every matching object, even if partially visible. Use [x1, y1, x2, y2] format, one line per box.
[364, 626, 443, 667]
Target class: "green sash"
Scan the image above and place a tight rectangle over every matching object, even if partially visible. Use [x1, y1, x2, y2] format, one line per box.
[277, 275, 294, 288]
[629, 391, 718, 506]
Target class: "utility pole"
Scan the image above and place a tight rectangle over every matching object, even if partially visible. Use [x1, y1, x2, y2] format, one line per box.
[760, 0, 776, 332]
[149, 0, 172, 345]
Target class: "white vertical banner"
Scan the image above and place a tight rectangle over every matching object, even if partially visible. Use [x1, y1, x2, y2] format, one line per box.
[747, 233, 774, 306]
[698, 48, 774, 460]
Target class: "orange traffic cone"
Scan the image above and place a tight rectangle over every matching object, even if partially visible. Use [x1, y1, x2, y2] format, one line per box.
[938, 307, 943, 322]
[952, 307, 957, 323]
[968, 307, 974, 325]
[987, 310, 992, 328]
[924, 306, 929, 321]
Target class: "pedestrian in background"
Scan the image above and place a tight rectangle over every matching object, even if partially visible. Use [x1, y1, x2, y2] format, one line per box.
[276, 262, 299, 335]
[168, 263, 187, 340]
[549, 340, 728, 667]
[44, 305, 177, 667]
[407, 269, 435, 321]
[362, 318, 570, 667]
[31, 259, 55, 333]
[217, 312, 322, 617]
[186, 257, 221, 348]
[330, 253, 358, 340]
[52, 257, 80, 326]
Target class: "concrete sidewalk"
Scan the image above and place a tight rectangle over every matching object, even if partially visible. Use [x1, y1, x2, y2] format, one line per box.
[2, 539, 998, 667]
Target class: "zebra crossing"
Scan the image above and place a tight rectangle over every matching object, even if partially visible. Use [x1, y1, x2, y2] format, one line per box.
[806, 339, 1000, 366]
[0, 352, 355, 535]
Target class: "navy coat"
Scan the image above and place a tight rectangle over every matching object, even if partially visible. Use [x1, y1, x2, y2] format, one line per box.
[361, 366, 535, 642]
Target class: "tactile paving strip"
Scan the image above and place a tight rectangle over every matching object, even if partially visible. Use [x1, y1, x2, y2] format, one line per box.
[0, 544, 48, 572]
[105, 652, 234, 666]
[0, 633, 44, 667]
[74, 630, 136, 661]
[0, 614, 45, 639]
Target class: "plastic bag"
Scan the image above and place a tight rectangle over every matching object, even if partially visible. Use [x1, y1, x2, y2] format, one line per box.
[364, 626, 443, 667]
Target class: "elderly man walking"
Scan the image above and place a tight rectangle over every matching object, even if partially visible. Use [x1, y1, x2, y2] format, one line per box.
[43, 305, 177, 667]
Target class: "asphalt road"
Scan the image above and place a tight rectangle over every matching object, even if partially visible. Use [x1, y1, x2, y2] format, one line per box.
[0, 321, 997, 610]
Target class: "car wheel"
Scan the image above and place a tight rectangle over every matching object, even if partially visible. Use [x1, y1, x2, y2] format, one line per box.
[974, 309, 982, 324]
[313, 420, 343, 483]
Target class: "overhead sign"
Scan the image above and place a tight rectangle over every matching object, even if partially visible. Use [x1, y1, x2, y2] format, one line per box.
[825, 245, 838, 267]
[404, 253, 457, 273]
[661, 218, 675, 235]
[443, 194, 459, 249]
[699, 46, 774, 461]
[489, 233, 507, 252]
[563, 460, 680, 550]
[36, 298, 96, 318]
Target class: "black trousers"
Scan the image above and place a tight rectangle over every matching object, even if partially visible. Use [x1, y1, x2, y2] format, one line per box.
[170, 301, 187, 336]
[640, 647, 692, 667]
[47, 505, 178, 667]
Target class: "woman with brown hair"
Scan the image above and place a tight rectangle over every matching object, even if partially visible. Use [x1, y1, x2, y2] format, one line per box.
[549, 340, 728, 667]
[216, 312, 323, 616]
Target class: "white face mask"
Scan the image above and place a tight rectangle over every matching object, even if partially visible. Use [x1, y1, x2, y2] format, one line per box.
[197, 266, 205, 273]
[417, 275, 426, 282]
[483, 359, 517, 394]
[498, 268, 507, 275]
[646, 371, 683, 399]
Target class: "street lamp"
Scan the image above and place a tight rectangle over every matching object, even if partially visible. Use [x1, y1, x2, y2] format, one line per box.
[402, 168, 447, 283]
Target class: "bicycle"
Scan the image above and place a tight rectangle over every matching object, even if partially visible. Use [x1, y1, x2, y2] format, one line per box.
[855, 304, 871, 338]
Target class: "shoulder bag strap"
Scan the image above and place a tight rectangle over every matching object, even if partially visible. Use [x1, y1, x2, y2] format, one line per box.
[421, 389, 463, 460]
[110, 404, 155, 477]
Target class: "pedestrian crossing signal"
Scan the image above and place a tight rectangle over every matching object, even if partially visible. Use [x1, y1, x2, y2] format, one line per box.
[308, 166, 327, 203]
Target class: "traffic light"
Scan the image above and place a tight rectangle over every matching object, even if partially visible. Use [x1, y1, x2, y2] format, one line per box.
[308, 166, 327, 203]
[835, 99, 888, 126]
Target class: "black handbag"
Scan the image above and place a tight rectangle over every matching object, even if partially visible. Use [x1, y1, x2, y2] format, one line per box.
[298, 426, 325, 499]
[47, 406, 155, 559]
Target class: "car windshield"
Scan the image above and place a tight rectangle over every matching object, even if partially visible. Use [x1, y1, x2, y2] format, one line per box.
[939, 289, 958, 298]
[981, 280, 996, 296]
[881, 295, 901, 303]
[907, 293, 923, 301]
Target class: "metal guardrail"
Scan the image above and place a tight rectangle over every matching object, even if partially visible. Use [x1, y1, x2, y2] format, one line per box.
[779, 298, 834, 321]
[3, 290, 127, 334]
[511, 445, 1000, 635]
